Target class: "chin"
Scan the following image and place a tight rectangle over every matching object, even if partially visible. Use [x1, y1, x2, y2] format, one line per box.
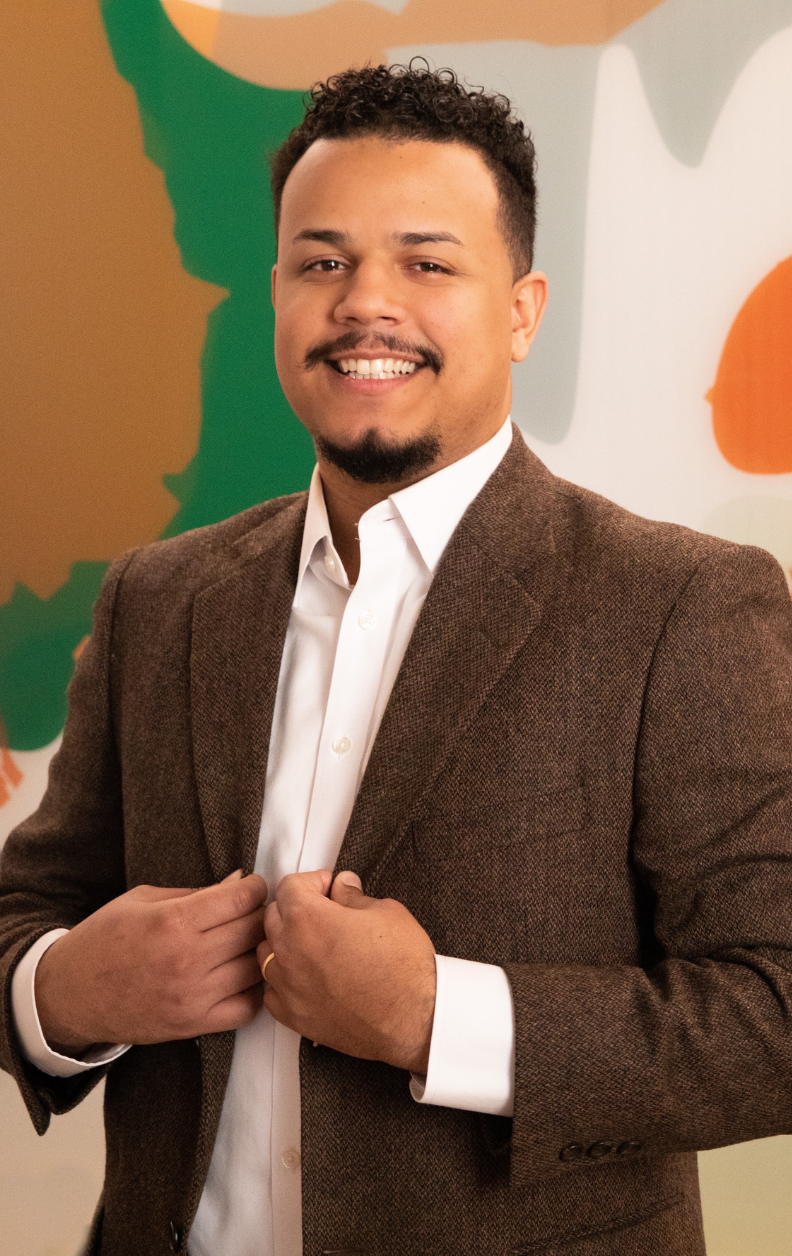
[315, 420, 442, 485]
[316, 412, 423, 448]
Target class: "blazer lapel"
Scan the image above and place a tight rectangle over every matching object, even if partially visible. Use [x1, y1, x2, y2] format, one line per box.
[338, 432, 561, 889]
[190, 497, 306, 880]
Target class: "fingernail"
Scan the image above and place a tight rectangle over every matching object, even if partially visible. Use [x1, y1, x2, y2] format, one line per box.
[338, 871, 361, 888]
[222, 869, 244, 882]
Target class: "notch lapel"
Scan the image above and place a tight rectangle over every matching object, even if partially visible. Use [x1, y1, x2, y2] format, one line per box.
[338, 434, 560, 889]
[190, 498, 306, 880]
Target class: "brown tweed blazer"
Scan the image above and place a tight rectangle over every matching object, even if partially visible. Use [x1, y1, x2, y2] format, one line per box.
[2, 429, 792, 1256]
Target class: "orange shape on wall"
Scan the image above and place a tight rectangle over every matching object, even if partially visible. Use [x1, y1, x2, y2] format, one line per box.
[708, 255, 792, 475]
[0, 748, 23, 808]
[162, 0, 669, 92]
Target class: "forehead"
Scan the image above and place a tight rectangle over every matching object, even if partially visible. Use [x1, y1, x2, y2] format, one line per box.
[279, 135, 501, 238]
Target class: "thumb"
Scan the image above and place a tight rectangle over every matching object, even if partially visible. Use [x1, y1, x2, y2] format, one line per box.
[330, 870, 367, 907]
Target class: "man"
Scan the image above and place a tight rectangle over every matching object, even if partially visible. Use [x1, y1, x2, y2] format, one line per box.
[2, 62, 792, 1256]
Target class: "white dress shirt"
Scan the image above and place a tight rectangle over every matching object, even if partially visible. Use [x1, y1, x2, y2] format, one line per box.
[12, 417, 517, 1255]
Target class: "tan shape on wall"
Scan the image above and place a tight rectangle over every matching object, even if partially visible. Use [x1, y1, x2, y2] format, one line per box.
[0, 0, 226, 605]
[162, 0, 667, 91]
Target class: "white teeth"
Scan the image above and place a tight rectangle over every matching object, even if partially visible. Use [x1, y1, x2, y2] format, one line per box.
[335, 357, 418, 379]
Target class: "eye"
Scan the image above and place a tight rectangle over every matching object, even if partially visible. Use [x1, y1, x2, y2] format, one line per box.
[411, 261, 451, 274]
[304, 258, 345, 273]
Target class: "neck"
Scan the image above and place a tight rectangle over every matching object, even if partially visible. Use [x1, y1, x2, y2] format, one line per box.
[315, 415, 508, 583]
[316, 458, 418, 584]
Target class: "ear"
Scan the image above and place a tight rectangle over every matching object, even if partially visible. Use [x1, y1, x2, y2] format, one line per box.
[271, 262, 278, 310]
[511, 271, 548, 364]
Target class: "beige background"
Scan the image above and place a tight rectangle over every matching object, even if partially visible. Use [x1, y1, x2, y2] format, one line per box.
[1, 1066, 790, 1255]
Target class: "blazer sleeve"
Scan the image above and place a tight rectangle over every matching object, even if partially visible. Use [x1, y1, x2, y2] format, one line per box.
[0, 552, 136, 1133]
[503, 543, 792, 1185]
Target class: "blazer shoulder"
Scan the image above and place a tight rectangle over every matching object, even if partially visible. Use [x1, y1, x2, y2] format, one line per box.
[540, 474, 792, 628]
[116, 490, 308, 599]
[552, 475, 748, 583]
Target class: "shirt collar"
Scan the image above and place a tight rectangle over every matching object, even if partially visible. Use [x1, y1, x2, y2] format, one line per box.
[298, 416, 513, 585]
[389, 417, 512, 575]
[299, 464, 338, 586]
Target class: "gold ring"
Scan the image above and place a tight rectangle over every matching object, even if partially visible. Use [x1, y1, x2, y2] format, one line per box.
[262, 951, 276, 981]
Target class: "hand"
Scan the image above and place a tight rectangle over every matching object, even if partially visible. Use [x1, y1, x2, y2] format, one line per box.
[258, 870, 436, 1073]
[35, 871, 268, 1054]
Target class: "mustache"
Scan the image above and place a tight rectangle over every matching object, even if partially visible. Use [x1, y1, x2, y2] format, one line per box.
[303, 331, 444, 374]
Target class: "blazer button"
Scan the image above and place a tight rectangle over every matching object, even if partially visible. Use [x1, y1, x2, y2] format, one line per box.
[587, 1141, 613, 1159]
[559, 1143, 585, 1162]
[617, 1141, 643, 1157]
[169, 1221, 184, 1252]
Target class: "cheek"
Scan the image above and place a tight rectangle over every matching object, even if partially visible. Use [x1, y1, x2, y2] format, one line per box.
[422, 292, 510, 380]
[273, 302, 304, 368]
[274, 288, 326, 362]
[273, 306, 318, 406]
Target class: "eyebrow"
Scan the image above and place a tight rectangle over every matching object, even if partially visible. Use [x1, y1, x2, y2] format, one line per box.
[292, 228, 350, 246]
[397, 231, 464, 247]
[291, 228, 464, 248]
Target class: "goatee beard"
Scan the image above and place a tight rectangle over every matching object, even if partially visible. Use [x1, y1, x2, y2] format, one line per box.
[316, 427, 442, 485]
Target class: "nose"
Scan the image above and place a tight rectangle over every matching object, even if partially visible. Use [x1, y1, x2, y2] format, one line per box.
[332, 259, 404, 331]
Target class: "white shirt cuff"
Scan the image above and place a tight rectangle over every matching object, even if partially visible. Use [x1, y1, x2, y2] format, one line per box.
[410, 954, 515, 1117]
[11, 929, 130, 1078]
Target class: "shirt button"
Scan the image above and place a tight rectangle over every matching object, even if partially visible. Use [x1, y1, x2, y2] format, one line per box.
[324, 554, 336, 573]
[332, 736, 352, 755]
[282, 1148, 301, 1170]
[357, 611, 377, 630]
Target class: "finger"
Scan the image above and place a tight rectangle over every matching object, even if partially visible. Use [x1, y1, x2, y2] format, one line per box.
[263, 901, 283, 945]
[329, 870, 370, 908]
[256, 940, 273, 967]
[135, 871, 244, 906]
[204, 986, 264, 1034]
[275, 869, 333, 914]
[127, 885, 199, 903]
[204, 910, 266, 968]
[263, 984, 292, 1029]
[206, 952, 264, 1003]
[183, 874, 268, 932]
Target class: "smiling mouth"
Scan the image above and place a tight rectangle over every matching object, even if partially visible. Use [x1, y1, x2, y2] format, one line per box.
[328, 357, 420, 380]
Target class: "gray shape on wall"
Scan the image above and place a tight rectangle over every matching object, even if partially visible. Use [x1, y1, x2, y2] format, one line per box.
[393, 0, 792, 443]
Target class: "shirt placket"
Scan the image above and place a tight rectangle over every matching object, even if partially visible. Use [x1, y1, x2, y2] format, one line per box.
[299, 513, 407, 874]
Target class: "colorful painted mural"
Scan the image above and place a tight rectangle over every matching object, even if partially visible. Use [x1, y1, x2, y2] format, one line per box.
[3, 0, 792, 844]
[4, 7, 792, 1251]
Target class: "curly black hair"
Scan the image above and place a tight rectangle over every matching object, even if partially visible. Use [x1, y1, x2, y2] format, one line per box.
[270, 60, 537, 278]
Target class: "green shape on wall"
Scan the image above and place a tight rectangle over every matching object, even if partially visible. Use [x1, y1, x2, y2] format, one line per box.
[0, 565, 108, 752]
[102, 0, 315, 534]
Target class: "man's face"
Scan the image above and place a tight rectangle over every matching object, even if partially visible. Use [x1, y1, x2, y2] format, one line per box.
[272, 135, 546, 477]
